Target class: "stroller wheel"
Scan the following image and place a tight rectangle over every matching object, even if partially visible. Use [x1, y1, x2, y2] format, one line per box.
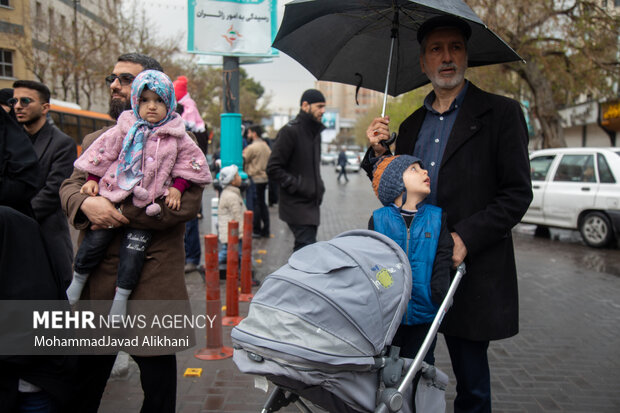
[262, 386, 312, 413]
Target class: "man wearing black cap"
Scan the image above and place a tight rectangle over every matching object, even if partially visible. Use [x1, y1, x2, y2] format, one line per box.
[363, 16, 532, 413]
[267, 89, 326, 251]
[0, 88, 13, 113]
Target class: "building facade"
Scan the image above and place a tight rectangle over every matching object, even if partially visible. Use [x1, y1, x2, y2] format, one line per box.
[0, 0, 32, 89]
[0, 0, 116, 112]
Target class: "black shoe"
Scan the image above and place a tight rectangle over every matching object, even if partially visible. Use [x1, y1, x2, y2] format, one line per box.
[251, 277, 261, 287]
[252, 233, 261, 239]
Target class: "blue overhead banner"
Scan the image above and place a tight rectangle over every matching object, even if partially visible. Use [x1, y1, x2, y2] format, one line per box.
[188, 0, 278, 57]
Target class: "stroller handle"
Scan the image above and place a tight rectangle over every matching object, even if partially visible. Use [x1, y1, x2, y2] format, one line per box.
[397, 263, 465, 393]
[375, 263, 466, 413]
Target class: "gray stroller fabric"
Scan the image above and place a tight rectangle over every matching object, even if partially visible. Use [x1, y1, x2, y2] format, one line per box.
[232, 230, 412, 367]
[233, 349, 415, 413]
[232, 230, 415, 412]
[416, 366, 448, 413]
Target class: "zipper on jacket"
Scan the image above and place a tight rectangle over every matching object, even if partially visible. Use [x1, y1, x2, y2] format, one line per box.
[399, 211, 412, 256]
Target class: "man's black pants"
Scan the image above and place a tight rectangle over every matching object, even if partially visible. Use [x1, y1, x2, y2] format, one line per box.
[444, 335, 491, 413]
[252, 182, 270, 236]
[71, 354, 176, 412]
[287, 224, 317, 252]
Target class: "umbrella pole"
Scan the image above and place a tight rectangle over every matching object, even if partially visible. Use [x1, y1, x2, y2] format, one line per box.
[381, 7, 399, 118]
[381, 36, 395, 118]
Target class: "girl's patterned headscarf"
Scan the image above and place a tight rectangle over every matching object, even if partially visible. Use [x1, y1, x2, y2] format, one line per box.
[116, 70, 177, 191]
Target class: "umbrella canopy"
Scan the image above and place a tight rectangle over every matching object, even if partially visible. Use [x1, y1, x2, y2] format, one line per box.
[273, 0, 522, 97]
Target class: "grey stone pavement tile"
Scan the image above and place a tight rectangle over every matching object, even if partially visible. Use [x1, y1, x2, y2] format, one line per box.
[97, 166, 620, 412]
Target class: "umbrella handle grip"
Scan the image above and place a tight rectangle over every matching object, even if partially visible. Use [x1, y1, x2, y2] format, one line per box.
[381, 132, 397, 150]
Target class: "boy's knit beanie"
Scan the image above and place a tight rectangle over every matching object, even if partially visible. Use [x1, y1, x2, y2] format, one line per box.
[372, 155, 424, 206]
[174, 76, 188, 100]
[219, 164, 238, 188]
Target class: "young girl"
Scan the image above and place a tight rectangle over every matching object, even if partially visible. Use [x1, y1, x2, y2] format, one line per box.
[66, 70, 212, 315]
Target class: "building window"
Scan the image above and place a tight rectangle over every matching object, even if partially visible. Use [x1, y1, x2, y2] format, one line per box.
[0, 49, 13, 77]
[49, 8, 55, 31]
[35, 2, 43, 24]
[0, 0, 10, 7]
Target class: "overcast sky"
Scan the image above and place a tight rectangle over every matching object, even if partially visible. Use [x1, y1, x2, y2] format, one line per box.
[133, 0, 316, 114]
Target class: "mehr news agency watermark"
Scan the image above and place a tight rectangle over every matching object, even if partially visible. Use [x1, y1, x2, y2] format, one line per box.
[0, 301, 215, 355]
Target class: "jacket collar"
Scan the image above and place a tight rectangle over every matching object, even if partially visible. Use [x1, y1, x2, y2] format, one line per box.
[295, 110, 326, 135]
[440, 82, 492, 165]
[223, 185, 241, 196]
[31, 120, 53, 159]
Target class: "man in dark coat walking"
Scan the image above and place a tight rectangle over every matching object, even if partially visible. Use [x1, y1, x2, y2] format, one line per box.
[362, 16, 533, 413]
[337, 146, 349, 183]
[267, 89, 326, 251]
[12, 80, 76, 287]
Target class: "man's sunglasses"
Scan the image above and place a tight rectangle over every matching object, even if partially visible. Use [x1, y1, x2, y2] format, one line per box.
[7, 97, 35, 107]
[105, 73, 136, 86]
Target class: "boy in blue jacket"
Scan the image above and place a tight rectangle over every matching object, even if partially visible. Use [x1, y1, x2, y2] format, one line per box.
[368, 155, 453, 364]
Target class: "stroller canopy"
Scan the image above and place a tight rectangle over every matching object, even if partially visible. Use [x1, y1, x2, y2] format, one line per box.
[232, 230, 411, 368]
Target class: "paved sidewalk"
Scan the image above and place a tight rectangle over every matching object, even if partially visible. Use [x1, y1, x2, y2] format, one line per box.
[98, 166, 620, 413]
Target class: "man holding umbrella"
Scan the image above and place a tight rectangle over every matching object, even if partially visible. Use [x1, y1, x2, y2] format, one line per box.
[364, 16, 532, 413]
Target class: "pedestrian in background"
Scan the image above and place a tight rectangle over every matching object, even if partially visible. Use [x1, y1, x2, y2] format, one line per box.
[337, 146, 349, 183]
[174, 75, 209, 273]
[243, 124, 271, 238]
[217, 164, 245, 265]
[267, 89, 326, 251]
[264, 136, 279, 206]
[363, 15, 532, 413]
[12, 80, 76, 288]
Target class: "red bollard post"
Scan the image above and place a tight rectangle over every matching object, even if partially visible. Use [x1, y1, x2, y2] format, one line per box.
[222, 220, 243, 326]
[195, 234, 233, 360]
[240, 210, 254, 302]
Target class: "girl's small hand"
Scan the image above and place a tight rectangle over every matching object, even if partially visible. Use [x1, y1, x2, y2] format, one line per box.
[80, 180, 99, 196]
[166, 187, 182, 210]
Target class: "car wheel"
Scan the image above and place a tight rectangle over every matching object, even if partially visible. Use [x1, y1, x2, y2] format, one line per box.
[534, 225, 550, 238]
[579, 212, 614, 248]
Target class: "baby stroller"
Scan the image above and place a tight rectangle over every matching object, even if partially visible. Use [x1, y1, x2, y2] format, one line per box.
[231, 230, 465, 413]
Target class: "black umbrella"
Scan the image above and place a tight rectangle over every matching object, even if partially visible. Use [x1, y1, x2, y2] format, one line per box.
[273, 0, 523, 116]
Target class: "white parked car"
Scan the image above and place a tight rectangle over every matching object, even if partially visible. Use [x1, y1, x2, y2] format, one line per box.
[522, 147, 620, 248]
[321, 152, 337, 165]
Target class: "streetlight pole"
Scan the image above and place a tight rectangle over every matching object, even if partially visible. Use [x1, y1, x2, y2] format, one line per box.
[73, 0, 80, 106]
[220, 56, 243, 173]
